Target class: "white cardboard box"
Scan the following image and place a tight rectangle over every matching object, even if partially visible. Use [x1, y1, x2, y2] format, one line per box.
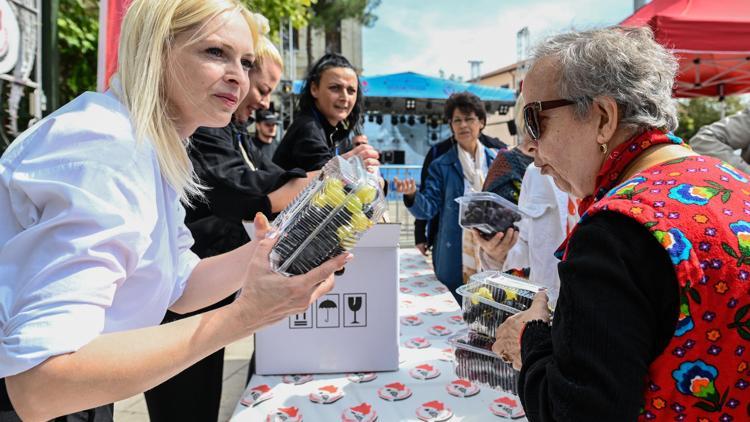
[254, 223, 401, 375]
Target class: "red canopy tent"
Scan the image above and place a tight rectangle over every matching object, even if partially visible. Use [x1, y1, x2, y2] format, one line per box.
[621, 0, 750, 99]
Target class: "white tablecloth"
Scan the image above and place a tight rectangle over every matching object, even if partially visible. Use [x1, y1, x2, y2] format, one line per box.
[230, 249, 527, 421]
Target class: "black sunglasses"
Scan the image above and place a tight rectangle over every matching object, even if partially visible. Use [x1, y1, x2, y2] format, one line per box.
[523, 99, 575, 141]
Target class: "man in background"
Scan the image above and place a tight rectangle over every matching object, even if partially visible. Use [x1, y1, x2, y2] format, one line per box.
[252, 109, 279, 161]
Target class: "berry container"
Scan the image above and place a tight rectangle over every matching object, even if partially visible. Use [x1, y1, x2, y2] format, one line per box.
[457, 271, 540, 338]
[455, 192, 523, 239]
[269, 156, 386, 275]
[450, 331, 519, 394]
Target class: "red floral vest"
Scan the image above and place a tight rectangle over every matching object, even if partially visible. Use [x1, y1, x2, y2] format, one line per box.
[565, 130, 750, 421]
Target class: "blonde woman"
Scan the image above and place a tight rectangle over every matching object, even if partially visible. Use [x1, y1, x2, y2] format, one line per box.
[143, 18, 314, 422]
[0, 1, 348, 420]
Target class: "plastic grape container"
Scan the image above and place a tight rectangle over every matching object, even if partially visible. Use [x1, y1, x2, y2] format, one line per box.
[450, 331, 519, 394]
[455, 192, 523, 239]
[457, 271, 540, 338]
[269, 155, 386, 276]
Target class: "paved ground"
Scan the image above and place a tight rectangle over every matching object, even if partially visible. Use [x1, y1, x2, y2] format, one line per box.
[113, 336, 253, 422]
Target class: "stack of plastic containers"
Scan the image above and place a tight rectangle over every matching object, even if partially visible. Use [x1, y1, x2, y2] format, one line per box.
[451, 271, 540, 394]
[269, 156, 386, 276]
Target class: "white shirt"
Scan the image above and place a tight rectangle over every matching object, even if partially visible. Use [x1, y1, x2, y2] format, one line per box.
[0, 89, 200, 377]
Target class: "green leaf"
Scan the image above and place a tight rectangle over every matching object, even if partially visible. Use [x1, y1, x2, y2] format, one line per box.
[665, 157, 688, 165]
[633, 187, 648, 196]
[644, 222, 658, 229]
[722, 242, 739, 258]
[688, 288, 702, 305]
[735, 304, 750, 324]
[721, 191, 732, 203]
[706, 180, 724, 189]
[693, 401, 718, 412]
[738, 327, 750, 341]
[719, 387, 729, 408]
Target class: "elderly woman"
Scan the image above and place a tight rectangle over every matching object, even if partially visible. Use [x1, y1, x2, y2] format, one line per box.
[493, 27, 748, 421]
[394, 92, 498, 296]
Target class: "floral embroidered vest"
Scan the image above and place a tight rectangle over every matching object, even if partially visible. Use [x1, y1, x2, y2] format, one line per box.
[581, 154, 750, 420]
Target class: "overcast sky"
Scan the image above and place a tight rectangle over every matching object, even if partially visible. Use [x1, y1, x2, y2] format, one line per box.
[362, 0, 638, 79]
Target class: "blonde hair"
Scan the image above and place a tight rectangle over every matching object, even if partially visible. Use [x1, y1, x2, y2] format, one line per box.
[116, 0, 258, 203]
[252, 13, 283, 70]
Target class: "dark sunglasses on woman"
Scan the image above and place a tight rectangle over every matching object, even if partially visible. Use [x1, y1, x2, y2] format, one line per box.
[523, 99, 575, 141]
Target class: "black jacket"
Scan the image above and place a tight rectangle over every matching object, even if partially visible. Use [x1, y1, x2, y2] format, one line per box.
[186, 122, 306, 258]
[273, 108, 351, 171]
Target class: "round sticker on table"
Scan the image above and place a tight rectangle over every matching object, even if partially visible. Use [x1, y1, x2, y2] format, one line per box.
[427, 325, 453, 336]
[404, 337, 431, 349]
[418, 292, 432, 297]
[416, 400, 453, 421]
[401, 315, 424, 326]
[281, 374, 313, 385]
[342, 402, 377, 422]
[439, 348, 454, 362]
[240, 384, 273, 407]
[309, 384, 344, 404]
[412, 281, 428, 288]
[400, 286, 413, 293]
[433, 286, 449, 294]
[378, 382, 413, 401]
[489, 394, 525, 419]
[421, 307, 442, 316]
[447, 315, 464, 325]
[347, 372, 377, 383]
[266, 406, 302, 422]
[446, 379, 480, 397]
[410, 364, 441, 380]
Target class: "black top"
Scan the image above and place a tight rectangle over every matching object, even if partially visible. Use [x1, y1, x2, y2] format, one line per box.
[187, 122, 306, 258]
[519, 212, 680, 422]
[251, 136, 277, 162]
[273, 108, 350, 172]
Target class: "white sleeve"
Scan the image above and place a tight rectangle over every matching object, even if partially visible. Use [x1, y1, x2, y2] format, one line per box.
[0, 163, 152, 378]
[169, 205, 200, 306]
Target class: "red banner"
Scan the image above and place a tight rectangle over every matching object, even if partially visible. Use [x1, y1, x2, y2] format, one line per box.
[96, 0, 132, 91]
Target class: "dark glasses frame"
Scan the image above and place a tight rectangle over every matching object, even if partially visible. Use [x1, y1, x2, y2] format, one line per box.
[523, 99, 575, 141]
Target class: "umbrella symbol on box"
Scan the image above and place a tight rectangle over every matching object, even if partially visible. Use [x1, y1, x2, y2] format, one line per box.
[319, 299, 337, 322]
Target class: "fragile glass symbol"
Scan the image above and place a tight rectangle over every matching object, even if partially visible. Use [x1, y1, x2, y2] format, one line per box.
[348, 296, 363, 324]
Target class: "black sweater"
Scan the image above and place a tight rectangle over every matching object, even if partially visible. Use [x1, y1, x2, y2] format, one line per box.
[186, 122, 305, 258]
[273, 109, 350, 172]
[519, 212, 679, 421]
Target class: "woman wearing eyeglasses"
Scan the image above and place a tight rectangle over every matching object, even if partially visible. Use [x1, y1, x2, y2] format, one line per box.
[492, 27, 748, 421]
[393, 92, 498, 298]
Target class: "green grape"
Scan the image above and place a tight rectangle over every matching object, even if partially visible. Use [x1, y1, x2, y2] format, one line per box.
[350, 211, 372, 232]
[355, 185, 377, 205]
[471, 286, 493, 305]
[344, 195, 363, 214]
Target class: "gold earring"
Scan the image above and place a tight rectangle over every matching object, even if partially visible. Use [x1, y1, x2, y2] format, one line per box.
[600, 143, 608, 155]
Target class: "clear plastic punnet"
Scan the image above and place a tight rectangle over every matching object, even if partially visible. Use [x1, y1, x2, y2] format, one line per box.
[450, 331, 519, 394]
[455, 192, 523, 239]
[269, 155, 386, 276]
[457, 271, 540, 338]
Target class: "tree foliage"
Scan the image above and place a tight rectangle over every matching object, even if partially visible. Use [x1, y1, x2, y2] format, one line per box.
[57, 0, 99, 104]
[676, 96, 747, 142]
[242, 0, 313, 39]
[305, 0, 379, 66]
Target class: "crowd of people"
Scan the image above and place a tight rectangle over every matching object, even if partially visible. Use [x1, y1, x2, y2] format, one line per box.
[1, 0, 749, 421]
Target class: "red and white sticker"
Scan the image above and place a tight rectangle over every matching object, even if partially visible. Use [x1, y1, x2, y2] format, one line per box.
[309, 384, 344, 404]
[240, 384, 273, 407]
[265, 406, 302, 422]
[401, 315, 424, 326]
[412, 281, 428, 288]
[416, 400, 453, 421]
[400, 286, 413, 293]
[404, 337, 431, 349]
[281, 374, 313, 385]
[438, 347, 455, 362]
[446, 379, 480, 397]
[433, 286, 449, 294]
[346, 372, 377, 383]
[489, 394, 525, 419]
[342, 402, 377, 422]
[377, 382, 413, 401]
[447, 315, 464, 325]
[421, 307, 442, 316]
[410, 364, 441, 380]
[418, 292, 432, 297]
[427, 325, 453, 336]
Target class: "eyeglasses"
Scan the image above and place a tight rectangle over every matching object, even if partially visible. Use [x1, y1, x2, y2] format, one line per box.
[450, 117, 479, 126]
[523, 99, 575, 141]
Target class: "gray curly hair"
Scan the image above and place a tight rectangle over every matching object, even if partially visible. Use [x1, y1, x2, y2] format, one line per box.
[532, 26, 679, 132]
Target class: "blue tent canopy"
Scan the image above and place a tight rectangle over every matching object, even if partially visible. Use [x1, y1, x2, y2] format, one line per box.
[292, 71, 515, 110]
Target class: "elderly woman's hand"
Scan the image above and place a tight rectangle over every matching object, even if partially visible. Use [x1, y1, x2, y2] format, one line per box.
[233, 216, 352, 329]
[392, 177, 417, 196]
[492, 290, 550, 370]
[343, 144, 380, 170]
[474, 228, 518, 266]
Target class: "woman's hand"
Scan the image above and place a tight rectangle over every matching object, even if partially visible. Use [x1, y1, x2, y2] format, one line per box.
[474, 228, 519, 266]
[343, 144, 380, 169]
[392, 177, 417, 196]
[232, 216, 352, 329]
[492, 290, 550, 370]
